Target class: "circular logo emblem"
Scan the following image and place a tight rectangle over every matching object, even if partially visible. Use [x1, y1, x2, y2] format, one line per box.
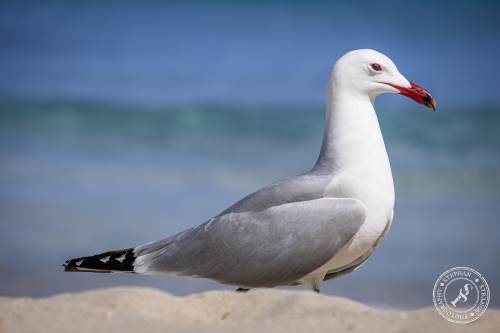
[433, 267, 490, 324]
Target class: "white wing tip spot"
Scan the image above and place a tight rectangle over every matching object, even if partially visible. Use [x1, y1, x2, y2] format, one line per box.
[116, 254, 126, 263]
[100, 256, 110, 263]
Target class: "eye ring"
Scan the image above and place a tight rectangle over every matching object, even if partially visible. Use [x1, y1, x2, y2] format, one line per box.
[370, 63, 382, 72]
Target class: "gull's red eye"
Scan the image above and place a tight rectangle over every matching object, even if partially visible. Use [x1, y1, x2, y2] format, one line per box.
[370, 63, 382, 72]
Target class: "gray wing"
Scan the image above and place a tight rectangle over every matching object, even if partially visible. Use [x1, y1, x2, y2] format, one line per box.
[134, 197, 366, 288]
[218, 172, 331, 215]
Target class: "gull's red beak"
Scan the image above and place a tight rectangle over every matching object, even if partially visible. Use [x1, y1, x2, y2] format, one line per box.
[386, 82, 436, 111]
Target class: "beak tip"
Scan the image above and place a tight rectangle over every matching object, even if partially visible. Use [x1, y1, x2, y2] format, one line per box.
[430, 100, 437, 112]
[424, 96, 437, 112]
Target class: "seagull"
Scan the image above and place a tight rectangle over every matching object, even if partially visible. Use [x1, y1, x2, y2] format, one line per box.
[64, 49, 436, 293]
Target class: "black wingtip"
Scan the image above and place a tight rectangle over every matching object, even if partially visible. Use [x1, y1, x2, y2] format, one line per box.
[63, 259, 84, 272]
[63, 248, 135, 273]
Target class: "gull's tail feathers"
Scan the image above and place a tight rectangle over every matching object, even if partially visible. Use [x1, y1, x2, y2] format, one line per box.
[63, 248, 136, 273]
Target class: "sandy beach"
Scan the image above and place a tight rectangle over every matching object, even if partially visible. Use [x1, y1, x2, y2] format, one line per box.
[0, 287, 498, 333]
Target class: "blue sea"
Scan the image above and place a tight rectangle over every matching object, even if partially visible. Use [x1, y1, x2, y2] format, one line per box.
[0, 0, 499, 308]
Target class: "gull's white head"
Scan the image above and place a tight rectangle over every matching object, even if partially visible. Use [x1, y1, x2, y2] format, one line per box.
[332, 49, 436, 110]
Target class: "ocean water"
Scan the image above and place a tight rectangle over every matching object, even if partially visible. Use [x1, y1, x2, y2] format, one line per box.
[0, 102, 499, 308]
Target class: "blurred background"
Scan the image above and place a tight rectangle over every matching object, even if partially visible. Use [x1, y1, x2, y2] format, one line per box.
[0, 0, 499, 308]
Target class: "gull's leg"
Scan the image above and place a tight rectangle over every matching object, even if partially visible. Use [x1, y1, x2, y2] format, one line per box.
[302, 271, 325, 294]
[236, 287, 250, 292]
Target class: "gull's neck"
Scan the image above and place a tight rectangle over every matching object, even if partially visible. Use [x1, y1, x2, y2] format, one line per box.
[313, 77, 392, 180]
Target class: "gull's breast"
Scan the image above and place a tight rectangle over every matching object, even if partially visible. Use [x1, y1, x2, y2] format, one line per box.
[308, 165, 395, 278]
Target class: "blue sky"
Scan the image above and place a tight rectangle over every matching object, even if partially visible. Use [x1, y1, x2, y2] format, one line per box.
[0, 0, 499, 107]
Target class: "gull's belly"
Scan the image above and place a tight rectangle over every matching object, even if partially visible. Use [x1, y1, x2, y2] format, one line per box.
[318, 207, 393, 273]
[299, 208, 392, 288]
